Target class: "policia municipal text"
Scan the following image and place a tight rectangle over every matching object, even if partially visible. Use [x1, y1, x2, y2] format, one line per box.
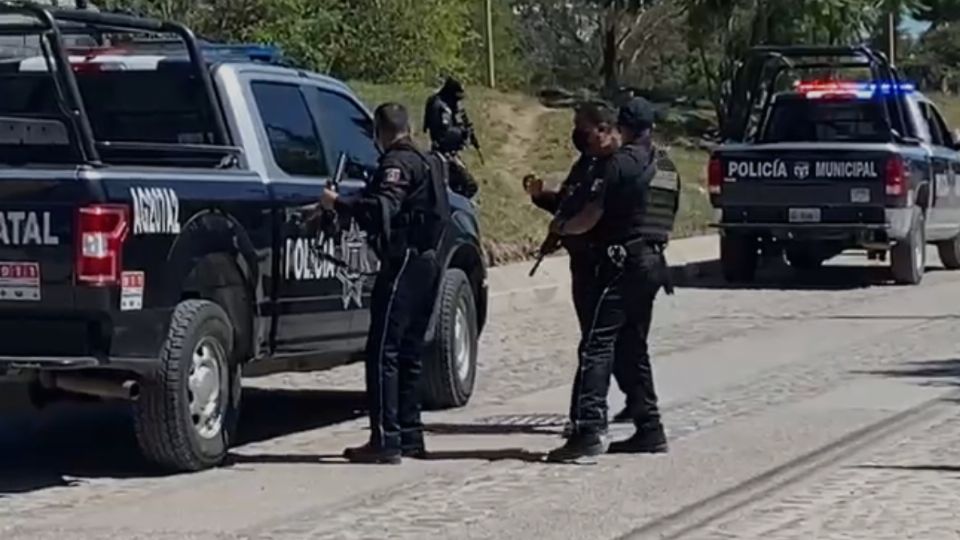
[536, 98, 681, 462]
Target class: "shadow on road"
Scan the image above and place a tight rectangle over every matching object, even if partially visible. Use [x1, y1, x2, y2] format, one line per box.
[229, 448, 550, 465]
[424, 422, 561, 436]
[854, 464, 960, 474]
[854, 358, 960, 389]
[0, 386, 367, 497]
[675, 258, 946, 292]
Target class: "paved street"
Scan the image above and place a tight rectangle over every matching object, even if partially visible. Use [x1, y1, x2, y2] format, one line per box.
[3, 250, 960, 539]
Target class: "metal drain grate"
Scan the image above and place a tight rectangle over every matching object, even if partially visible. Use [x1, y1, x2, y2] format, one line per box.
[474, 413, 567, 426]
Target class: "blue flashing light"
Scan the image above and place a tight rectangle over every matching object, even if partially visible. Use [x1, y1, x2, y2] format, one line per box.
[199, 43, 287, 64]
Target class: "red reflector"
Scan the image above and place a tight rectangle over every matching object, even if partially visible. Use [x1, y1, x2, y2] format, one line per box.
[708, 157, 723, 195]
[886, 156, 906, 197]
[76, 205, 129, 286]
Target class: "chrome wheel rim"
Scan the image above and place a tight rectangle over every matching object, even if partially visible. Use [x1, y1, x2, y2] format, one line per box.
[453, 297, 472, 383]
[188, 336, 227, 440]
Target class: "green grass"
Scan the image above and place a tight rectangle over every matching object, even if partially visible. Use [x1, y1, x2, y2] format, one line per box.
[349, 82, 714, 264]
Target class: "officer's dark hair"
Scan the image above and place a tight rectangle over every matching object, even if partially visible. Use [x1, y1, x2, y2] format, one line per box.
[575, 101, 617, 130]
[374, 102, 411, 138]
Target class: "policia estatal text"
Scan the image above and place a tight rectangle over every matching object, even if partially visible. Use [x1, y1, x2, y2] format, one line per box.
[321, 103, 450, 464]
[545, 98, 680, 461]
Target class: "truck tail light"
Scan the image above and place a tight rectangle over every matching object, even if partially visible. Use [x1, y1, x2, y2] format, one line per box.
[886, 156, 906, 197]
[708, 157, 723, 195]
[76, 205, 129, 286]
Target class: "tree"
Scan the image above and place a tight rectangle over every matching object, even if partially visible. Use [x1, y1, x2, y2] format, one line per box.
[593, 0, 683, 93]
[913, 0, 960, 28]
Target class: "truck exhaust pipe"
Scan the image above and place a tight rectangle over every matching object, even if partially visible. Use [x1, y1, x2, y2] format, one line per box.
[47, 374, 141, 401]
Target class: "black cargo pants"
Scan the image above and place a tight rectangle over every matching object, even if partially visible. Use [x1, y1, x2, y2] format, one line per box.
[365, 248, 441, 451]
[569, 243, 664, 436]
[569, 249, 644, 414]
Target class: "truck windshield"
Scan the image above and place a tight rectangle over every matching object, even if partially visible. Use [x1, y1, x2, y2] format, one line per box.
[761, 97, 893, 143]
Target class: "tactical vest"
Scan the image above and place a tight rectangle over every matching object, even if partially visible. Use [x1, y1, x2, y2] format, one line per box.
[386, 147, 452, 258]
[635, 148, 681, 243]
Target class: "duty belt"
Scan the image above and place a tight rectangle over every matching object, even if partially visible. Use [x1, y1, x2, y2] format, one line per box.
[601, 238, 674, 295]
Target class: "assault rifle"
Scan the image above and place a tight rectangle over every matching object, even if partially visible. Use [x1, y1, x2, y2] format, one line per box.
[461, 110, 484, 165]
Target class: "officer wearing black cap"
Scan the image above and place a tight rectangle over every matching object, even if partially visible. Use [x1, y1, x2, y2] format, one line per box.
[423, 77, 479, 199]
[321, 102, 450, 464]
[545, 97, 680, 461]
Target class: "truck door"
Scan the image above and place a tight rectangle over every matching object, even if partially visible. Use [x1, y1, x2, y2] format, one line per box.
[918, 102, 959, 238]
[248, 80, 356, 356]
[301, 86, 382, 336]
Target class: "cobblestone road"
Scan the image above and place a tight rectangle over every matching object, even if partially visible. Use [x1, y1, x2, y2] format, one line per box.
[3, 256, 960, 540]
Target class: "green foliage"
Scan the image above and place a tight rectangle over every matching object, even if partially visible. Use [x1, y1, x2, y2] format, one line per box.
[912, 0, 960, 25]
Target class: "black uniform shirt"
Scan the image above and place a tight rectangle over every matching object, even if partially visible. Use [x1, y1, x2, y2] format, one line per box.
[335, 138, 430, 244]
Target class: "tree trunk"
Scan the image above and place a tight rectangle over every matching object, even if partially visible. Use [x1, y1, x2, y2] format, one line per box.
[601, 9, 619, 95]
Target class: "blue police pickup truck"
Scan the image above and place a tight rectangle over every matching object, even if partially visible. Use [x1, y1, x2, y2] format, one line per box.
[709, 46, 960, 285]
[0, 5, 487, 471]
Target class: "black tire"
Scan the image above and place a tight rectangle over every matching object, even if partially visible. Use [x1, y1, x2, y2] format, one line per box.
[134, 300, 237, 472]
[720, 234, 758, 283]
[891, 210, 926, 285]
[936, 234, 960, 270]
[422, 269, 478, 410]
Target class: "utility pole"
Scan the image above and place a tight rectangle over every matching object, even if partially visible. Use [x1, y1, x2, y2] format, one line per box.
[887, 11, 896, 66]
[484, 0, 496, 88]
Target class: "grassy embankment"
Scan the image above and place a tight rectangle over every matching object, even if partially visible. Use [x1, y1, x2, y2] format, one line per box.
[352, 83, 713, 266]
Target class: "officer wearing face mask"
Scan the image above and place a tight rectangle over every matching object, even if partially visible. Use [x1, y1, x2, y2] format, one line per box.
[524, 102, 637, 430]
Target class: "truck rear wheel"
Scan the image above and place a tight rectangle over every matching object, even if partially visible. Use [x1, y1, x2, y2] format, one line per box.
[720, 234, 758, 283]
[936, 234, 960, 270]
[891, 211, 926, 285]
[134, 300, 238, 471]
[422, 268, 478, 410]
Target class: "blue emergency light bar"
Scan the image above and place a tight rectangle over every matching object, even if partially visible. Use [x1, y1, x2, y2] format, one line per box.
[198, 43, 286, 64]
[794, 80, 916, 99]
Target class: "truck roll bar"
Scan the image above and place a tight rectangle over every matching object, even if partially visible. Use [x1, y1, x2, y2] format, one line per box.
[0, 1, 232, 165]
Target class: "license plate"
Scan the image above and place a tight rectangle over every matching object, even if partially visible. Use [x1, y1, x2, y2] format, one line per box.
[788, 208, 821, 223]
[850, 188, 871, 203]
[0, 261, 40, 301]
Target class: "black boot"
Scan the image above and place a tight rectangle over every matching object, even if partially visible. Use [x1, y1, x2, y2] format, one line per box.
[608, 424, 668, 454]
[343, 443, 402, 464]
[547, 432, 609, 462]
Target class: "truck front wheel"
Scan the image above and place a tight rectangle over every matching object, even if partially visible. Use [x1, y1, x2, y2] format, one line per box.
[891, 211, 926, 285]
[422, 268, 478, 410]
[720, 234, 758, 283]
[134, 300, 238, 471]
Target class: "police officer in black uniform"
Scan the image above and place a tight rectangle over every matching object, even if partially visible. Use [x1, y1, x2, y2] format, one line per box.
[525, 102, 639, 426]
[545, 97, 679, 461]
[320, 103, 448, 464]
[423, 77, 479, 198]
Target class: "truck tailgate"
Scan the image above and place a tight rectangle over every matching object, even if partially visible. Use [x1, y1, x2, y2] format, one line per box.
[713, 147, 893, 224]
[0, 168, 86, 309]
